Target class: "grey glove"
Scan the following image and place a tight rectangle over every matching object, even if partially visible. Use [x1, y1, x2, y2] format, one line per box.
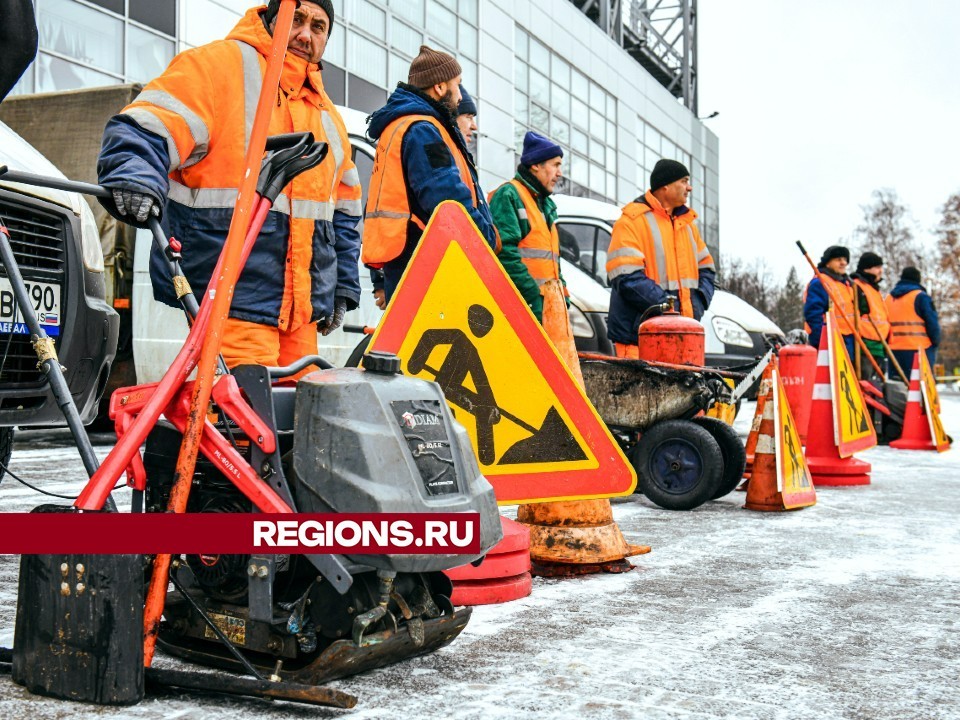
[319, 297, 348, 336]
[112, 188, 160, 223]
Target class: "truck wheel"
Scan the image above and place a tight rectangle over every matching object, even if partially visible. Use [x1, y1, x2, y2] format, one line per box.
[632, 419, 722, 511]
[692, 416, 747, 499]
[0, 426, 13, 485]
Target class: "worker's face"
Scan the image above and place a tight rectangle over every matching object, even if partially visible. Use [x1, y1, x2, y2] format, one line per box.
[457, 113, 477, 143]
[273, 3, 330, 64]
[864, 265, 883, 281]
[433, 76, 462, 113]
[662, 176, 692, 207]
[531, 156, 564, 193]
[826, 257, 848, 274]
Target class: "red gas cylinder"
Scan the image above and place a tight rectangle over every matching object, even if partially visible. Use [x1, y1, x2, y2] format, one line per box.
[637, 310, 705, 366]
[778, 343, 818, 443]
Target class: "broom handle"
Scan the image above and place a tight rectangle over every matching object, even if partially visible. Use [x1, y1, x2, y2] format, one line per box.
[795, 241, 885, 379]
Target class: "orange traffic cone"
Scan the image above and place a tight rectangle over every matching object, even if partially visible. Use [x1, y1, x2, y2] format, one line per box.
[744, 362, 792, 511]
[891, 354, 938, 451]
[517, 280, 649, 577]
[741, 371, 774, 484]
[804, 331, 871, 485]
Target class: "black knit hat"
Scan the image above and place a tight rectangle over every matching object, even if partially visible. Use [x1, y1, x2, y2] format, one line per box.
[264, 1, 335, 35]
[901, 266, 922, 284]
[820, 245, 850, 265]
[856, 251, 883, 273]
[650, 159, 690, 192]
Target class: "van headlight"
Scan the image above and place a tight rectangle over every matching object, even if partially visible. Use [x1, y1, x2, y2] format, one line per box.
[79, 203, 105, 272]
[569, 305, 595, 339]
[711, 316, 753, 348]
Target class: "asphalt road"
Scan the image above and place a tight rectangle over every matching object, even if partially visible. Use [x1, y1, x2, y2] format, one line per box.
[0, 395, 958, 719]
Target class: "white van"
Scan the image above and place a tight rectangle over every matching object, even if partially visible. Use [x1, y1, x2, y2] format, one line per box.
[133, 108, 783, 380]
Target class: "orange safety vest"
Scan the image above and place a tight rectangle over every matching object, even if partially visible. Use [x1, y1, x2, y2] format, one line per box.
[885, 290, 932, 350]
[853, 278, 890, 343]
[361, 114, 476, 268]
[605, 191, 714, 318]
[804, 274, 855, 336]
[496, 179, 565, 293]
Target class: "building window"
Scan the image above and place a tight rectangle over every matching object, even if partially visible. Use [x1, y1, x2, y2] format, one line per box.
[514, 24, 617, 203]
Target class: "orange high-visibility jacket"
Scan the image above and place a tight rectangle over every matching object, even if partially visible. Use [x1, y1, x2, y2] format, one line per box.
[804, 274, 855, 337]
[886, 290, 932, 350]
[361, 115, 476, 268]
[491, 179, 563, 288]
[107, 8, 362, 331]
[605, 191, 715, 318]
[853, 278, 891, 342]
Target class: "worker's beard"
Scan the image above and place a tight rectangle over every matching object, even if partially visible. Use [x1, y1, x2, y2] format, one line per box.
[440, 88, 458, 114]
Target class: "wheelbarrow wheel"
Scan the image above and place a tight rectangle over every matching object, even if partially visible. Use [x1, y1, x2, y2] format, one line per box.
[692, 416, 746, 499]
[632, 419, 722, 511]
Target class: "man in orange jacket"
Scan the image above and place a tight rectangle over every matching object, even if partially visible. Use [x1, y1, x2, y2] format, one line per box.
[851, 251, 890, 377]
[803, 245, 855, 356]
[605, 159, 716, 357]
[97, 1, 362, 369]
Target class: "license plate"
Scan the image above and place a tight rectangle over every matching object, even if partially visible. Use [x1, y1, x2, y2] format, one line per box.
[0, 277, 61, 337]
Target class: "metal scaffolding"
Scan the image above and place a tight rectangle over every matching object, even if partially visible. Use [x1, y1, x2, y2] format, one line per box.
[569, 0, 698, 113]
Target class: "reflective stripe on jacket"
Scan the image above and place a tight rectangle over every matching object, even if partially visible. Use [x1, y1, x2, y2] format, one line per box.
[98, 7, 362, 330]
[505, 179, 563, 287]
[361, 114, 475, 267]
[605, 191, 714, 318]
[886, 290, 932, 350]
[853, 278, 890, 343]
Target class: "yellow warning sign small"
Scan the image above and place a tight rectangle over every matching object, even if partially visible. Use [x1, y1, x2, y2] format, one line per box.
[919, 352, 950, 452]
[772, 366, 816, 509]
[827, 311, 877, 456]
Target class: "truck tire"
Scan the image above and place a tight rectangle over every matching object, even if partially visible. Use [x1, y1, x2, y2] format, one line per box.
[0, 426, 14, 485]
[692, 416, 747, 499]
[631, 419, 722, 511]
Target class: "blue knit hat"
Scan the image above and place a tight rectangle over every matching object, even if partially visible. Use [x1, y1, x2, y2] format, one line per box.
[458, 85, 477, 116]
[521, 131, 563, 166]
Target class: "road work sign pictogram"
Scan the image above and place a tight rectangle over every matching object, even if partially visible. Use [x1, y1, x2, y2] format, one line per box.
[772, 366, 816, 509]
[827, 310, 877, 456]
[369, 202, 637, 504]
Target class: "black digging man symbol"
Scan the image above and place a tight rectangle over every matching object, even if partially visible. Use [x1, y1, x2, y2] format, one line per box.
[406, 303, 587, 467]
[783, 421, 808, 488]
[838, 367, 869, 436]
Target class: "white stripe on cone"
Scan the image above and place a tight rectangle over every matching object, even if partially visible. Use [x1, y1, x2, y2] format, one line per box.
[813, 385, 832, 401]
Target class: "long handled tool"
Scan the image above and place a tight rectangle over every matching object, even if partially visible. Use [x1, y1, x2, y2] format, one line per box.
[851, 283, 910, 385]
[796, 241, 886, 379]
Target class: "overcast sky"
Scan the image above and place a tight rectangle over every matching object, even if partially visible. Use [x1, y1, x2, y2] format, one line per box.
[697, 0, 959, 282]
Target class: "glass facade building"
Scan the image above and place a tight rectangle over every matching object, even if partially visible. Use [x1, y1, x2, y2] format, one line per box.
[11, 0, 720, 255]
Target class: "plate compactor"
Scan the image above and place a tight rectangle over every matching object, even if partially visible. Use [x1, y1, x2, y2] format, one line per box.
[141, 352, 502, 686]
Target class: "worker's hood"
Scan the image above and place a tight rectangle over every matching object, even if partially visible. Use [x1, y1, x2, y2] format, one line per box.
[367, 85, 449, 141]
[890, 280, 927, 298]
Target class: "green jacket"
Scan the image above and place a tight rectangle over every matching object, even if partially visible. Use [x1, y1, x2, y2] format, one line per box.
[489, 166, 563, 322]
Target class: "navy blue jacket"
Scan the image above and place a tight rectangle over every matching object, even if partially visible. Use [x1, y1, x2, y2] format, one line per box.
[803, 267, 852, 350]
[889, 280, 940, 346]
[366, 84, 497, 299]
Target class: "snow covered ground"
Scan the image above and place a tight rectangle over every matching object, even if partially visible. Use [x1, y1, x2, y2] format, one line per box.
[1, 391, 958, 719]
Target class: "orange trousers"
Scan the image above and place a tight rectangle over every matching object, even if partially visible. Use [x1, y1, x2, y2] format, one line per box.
[220, 318, 319, 377]
[614, 342, 640, 359]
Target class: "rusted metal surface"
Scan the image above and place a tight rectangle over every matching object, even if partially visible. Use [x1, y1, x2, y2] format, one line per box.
[530, 556, 645, 577]
[157, 607, 472, 685]
[144, 667, 357, 709]
[579, 354, 715, 431]
[637, 312, 705, 366]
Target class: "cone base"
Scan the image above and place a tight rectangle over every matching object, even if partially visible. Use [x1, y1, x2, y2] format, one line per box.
[811, 472, 871, 486]
[743, 500, 801, 512]
[530, 555, 643, 577]
[806, 455, 872, 475]
[450, 572, 532, 606]
[890, 438, 937, 451]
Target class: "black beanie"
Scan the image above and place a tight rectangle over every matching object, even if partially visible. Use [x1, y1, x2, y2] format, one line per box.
[819, 245, 850, 265]
[650, 159, 690, 192]
[856, 251, 883, 274]
[264, 1, 335, 35]
[901, 266, 922, 284]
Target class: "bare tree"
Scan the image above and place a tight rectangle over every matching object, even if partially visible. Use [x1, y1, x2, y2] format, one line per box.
[851, 189, 924, 282]
[717, 256, 778, 319]
[773, 266, 804, 333]
[934, 191, 960, 370]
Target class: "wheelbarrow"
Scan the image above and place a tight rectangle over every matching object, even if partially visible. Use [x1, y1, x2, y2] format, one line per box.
[578, 352, 762, 511]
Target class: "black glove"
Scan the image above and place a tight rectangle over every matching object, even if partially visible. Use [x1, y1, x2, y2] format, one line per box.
[319, 297, 347, 336]
[112, 188, 160, 223]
